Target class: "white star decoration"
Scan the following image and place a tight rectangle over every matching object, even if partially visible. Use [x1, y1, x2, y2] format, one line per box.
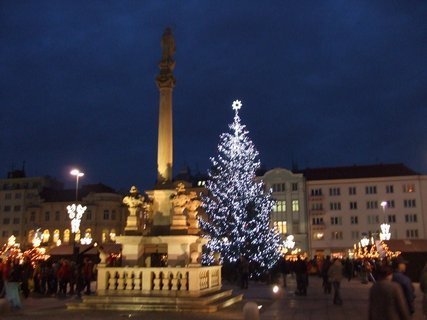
[232, 100, 242, 111]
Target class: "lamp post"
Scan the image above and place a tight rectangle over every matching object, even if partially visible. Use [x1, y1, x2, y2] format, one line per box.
[68, 168, 87, 262]
[70, 169, 84, 202]
[379, 201, 391, 241]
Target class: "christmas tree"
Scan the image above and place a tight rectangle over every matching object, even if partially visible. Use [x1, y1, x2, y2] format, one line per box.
[199, 100, 282, 276]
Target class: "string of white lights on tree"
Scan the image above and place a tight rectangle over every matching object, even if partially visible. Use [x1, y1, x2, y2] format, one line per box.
[199, 100, 283, 276]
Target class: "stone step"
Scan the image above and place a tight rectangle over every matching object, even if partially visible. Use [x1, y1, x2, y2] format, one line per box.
[66, 290, 243, 313]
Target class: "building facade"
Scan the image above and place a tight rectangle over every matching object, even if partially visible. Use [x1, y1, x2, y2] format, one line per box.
[259, 168, 309, 253]
[303, 164, 427, 257]
[0, 170, 127, 248]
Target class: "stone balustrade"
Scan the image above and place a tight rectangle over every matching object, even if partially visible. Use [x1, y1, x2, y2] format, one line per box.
[96, 265, 222, 295]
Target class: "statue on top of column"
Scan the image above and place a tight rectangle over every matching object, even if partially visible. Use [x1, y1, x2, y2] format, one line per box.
[161, 27, 176, 62]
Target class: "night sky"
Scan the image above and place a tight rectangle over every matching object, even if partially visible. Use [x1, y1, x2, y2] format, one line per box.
[1, 1, 427, 192]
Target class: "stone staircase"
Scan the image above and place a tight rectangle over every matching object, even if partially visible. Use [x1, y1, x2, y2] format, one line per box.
[66, 289, 243, 312]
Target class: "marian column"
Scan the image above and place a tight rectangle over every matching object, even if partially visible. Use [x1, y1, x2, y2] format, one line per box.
[155, 27, 176, 185]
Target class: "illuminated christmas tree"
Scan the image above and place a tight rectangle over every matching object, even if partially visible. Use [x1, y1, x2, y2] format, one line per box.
[199, 100, 282, 276]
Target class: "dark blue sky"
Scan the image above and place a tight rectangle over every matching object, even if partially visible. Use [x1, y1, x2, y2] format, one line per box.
[1, 1, 427, 191]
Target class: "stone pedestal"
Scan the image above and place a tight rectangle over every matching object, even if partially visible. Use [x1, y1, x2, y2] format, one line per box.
[115, 235, 144, 266]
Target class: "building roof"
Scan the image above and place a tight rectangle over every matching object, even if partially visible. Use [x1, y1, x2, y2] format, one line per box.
[40, 183, 117, 202]
[299, 163, 419, 181]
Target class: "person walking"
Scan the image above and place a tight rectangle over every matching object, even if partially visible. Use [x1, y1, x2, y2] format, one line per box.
[392, 256, 415, 315]
[419, 262, 427, 319]
[327, 258, 343, 305]
[321, 255, 332, 294]
[368, 265, 411, 320]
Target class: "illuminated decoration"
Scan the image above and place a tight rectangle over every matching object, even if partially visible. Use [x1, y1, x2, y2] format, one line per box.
[284, 235, 295, 249]
[353, 239, 401, 260]
[67, 203, 87, 234]
[199, 100, 283, 276]
[360, 236, 370, 247]
[380, 201, 391, 240]
[80, 233, 93, 245]
[380, 223, 391, 240]
[7, 235, 16, 247]
[32, 228, 43, 247]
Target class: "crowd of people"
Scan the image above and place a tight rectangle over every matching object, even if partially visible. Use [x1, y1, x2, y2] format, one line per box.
[0, 256, 95, 310]
[276, 254, 427, 319]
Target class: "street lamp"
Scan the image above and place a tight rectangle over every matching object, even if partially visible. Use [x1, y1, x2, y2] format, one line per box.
[68, 169, 87, 261]
[70, 169, 84, 202]
[379, 201, 391, 241]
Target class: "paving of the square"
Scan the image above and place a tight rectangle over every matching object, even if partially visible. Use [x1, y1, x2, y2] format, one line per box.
[0, 275, 425, 320]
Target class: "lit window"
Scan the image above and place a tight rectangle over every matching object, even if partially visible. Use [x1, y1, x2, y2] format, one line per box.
[292, 200, 299, 212]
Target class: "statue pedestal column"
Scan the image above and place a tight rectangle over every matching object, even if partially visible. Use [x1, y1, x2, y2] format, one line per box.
[115, 235, 144, 266]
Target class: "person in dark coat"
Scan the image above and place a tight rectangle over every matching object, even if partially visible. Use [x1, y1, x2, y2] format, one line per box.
[238, 255, 250, 289]
[419, 261, 427, 318]
[321, 255, 332, 294]
[294, 256, 308, 296]
[392, 257, 415, 315]
[368, 265, 410, 320]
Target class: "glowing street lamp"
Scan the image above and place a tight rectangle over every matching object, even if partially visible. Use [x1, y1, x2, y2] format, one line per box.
[70, 169, 84, 202]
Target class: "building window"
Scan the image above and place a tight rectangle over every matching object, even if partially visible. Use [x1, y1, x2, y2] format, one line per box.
[349, 187, 356, 195]
[12, 218, 20, 224]
[311, 188, 322, 196]
[312, 217, 324, 225]
[387, 215, 396, 223]
[311, 203, 323, 211]
[403, 199, 416, 208]
[385, 200, 395, 208]
[273, 200, 286, 212]
[13, 205, 21, 212]
[349, 202, 357, 210]
[386, 185, 394, 194]
[350, 216, 358, 224]
[292, 200, 299, 212]
[406, 229, 418, 238]
[405, 214, 417, 223]
[15, 193, 22, 199]
[366, 201, 378, 209]
[351, 231, 360, 240]
[403, 184, 415, 193]
[45, 211, 50, 221]
[330, 216, 342, 225]
[86, 210, 92, 220]
[291, 183, 298, 191]
[365, 186, 377, 194]
[111, 210, 116, 220]
[103, 210, 109, 220]
[4, 205, 11, 212]
[330, 202, 341, 210]
[331, 231, 343, 240]
[5, 193, 12, 200]
[30, 212, 36, 222]
[272, 183, 286, 193]
[329, 187, 340, 196]
[3, 218, 10, 224]
[367, 215, 379, 224]
[274, 221, 287, 234]
[55, 211, 60, 221]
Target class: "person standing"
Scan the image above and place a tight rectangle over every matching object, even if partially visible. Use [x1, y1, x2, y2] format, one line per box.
[321, 255, 332, 294]
[238, 255, 250, 289]
[327, 258, 343, 305]
[294, 256, 308, 296]
[368, 265, 411, 320]
[392, 257, 415, 315]
[419, 262, 427, 319]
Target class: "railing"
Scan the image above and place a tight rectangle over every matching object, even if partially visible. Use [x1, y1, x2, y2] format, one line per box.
[96, 265, 222, 295]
